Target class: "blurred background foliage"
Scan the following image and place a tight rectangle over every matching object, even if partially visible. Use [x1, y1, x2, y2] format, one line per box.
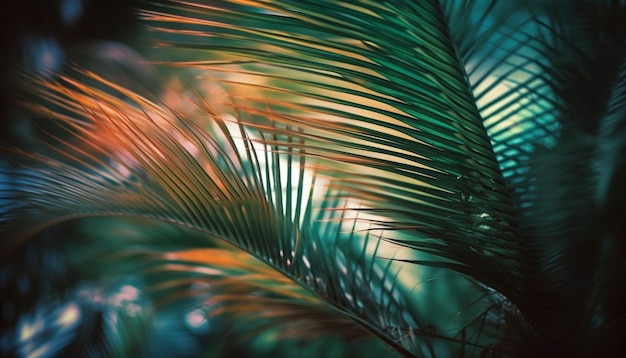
[1, 0, 625, 357]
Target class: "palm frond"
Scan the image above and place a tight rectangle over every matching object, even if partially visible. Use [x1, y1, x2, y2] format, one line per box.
[2, 0, 534, 356]
[513, 1, 626, 354]
[442, 0, 560, 214]
[3, 0, 626, 356]
[139, 0, 528, 302]
[3, 69, 460, 355]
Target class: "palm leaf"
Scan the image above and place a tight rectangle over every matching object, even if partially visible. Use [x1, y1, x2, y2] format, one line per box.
[3, 0, 626, 356]
[140, 0, 528, 297]
[3, 0, 537, 356]
[3, 69, 449, 355]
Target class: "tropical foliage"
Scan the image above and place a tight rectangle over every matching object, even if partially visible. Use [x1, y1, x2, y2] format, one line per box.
[1, 0, 625, 357]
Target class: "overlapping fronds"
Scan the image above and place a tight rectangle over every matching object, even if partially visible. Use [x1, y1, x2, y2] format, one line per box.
[3, 69, 472, 355]
[441, 0, 560, 216]
[138, 0, 528, 302]
[3, 0, 626, 356]
[512, 1, 626, 354]
[2, 0, 535, 356]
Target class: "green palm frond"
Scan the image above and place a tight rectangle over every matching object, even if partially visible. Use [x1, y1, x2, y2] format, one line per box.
[140, 0, 527, 295]
[3, 69, 448, 355]
[2, 0, 626, 357]
[442, 0, 560, 211]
